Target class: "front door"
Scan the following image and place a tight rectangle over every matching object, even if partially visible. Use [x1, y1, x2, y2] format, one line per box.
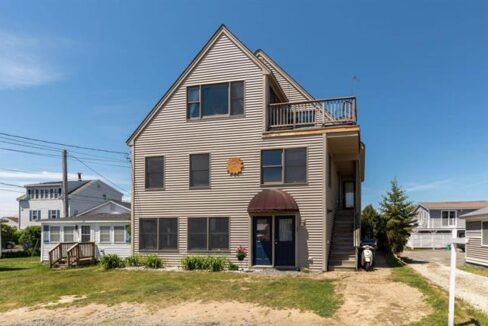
[343, 181, 355, 209]
[275, 216, 295, 267]
[253, 217, 272, 266]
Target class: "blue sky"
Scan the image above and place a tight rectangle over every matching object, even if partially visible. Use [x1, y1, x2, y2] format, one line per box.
[0, 1, 487, 215]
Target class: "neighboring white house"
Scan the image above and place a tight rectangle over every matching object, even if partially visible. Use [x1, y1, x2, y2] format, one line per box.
[41, 200, 131, 263]
[407, 201, 488, 249]
[0, 216, 19, 229]
[16, 175, 123, 229]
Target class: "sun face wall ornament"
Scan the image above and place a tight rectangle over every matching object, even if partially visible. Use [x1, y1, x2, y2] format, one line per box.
[227, 157, 244, 175]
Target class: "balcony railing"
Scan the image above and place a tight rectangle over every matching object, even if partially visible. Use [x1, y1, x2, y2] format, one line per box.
[267, 96, 356, 131]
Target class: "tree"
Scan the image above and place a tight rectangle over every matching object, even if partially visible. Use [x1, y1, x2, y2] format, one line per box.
[379, 179, 417, 253]
[1, 224, 19, 248]
[18, 226, 41, 256]
[361, 204, 380, 240]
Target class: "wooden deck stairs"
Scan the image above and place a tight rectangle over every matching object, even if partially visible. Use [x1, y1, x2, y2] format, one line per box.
[49, 242, 96, 268]
[328, 210, 357, 271]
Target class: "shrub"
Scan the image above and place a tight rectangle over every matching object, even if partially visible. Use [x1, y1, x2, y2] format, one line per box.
[1, 250, 30, 258]
[18, 226, 41, 256]
[1, 225, 19, 248]
[228, 262, 239, 271]
[100, 254, 124, 270]
[125, 255, 144, 267]
[181, 256, 227, 272]
[143, 255, 163, 269]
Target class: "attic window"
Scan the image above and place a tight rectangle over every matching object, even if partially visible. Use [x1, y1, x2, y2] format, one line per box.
[187, 81, 244, 119]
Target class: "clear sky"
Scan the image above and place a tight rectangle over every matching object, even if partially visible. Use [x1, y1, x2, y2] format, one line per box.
[0, 1, 487, 215]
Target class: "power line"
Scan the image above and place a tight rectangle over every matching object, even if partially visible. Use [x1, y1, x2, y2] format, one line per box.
[0, 147, 60, 158]
[0, 181, 24, 189]
[70, 154, 129, 194]
[0, 188, 24, 193]
[0, 132, 128, 155]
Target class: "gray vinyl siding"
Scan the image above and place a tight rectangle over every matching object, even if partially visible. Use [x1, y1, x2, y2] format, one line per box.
[466, 221, 488, 266]
[257, 54, 311, 102]
[132, 34, 327, 270]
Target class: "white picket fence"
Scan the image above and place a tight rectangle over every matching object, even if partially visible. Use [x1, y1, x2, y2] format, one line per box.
[407, 232, 453, 249]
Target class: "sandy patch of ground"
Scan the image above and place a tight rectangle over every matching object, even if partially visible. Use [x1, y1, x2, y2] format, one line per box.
[0, 255, 432, 326]
[408, 262, 488, 314]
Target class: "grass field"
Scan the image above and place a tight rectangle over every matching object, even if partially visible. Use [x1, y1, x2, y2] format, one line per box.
[460, 264, 488, 278]
[386, 254, 488, 326]
[0, 257, 340, 317]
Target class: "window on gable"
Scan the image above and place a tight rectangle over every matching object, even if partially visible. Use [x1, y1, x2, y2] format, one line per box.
[190, 153, 210, 188]
[187, 81, 244, 119]
[145, 156, 164, 189]
[188, 217, 229, 251]
[261, 148, 307, 184]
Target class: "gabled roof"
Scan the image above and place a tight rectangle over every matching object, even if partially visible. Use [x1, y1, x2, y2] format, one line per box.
[418, 201, 488, 210]
[255, 49, 314, 101]
[461, 206, 488, 219]
[77, 199, 131, 216]
[126, 24, 271, 145]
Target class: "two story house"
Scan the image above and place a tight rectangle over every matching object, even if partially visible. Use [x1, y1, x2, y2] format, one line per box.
[127, 25, 365, 271]
[17, 174, 123, 229]
[407, 200, 488, 249]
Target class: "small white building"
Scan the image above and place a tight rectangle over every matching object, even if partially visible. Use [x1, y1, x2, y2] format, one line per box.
[17, 175, 123, 229]
[40, 200, 131, 265]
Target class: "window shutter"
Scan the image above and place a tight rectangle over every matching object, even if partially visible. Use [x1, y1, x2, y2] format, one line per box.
[29, 210, 32, 221]
[38, 211, 41, 221]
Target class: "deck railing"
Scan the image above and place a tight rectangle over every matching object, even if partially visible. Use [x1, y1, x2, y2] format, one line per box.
[49, 242, 76, 267]
[267, 96, 356, 131]
[67, 242, 95, 267]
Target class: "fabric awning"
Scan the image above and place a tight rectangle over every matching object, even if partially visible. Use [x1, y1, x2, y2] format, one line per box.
[247, 189, 299, 214]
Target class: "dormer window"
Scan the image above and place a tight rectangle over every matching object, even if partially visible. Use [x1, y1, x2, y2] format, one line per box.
[187, 81, 244, 119]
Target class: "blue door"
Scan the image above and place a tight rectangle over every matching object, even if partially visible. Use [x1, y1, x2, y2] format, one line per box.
[253, 217, 272, 265]
[275, 216, 295, 267]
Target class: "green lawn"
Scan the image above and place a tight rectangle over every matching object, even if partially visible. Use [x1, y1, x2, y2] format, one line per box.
[0, 257, 341, 318]
[386, 254, 488, 326]
[459, 264, 488, 278]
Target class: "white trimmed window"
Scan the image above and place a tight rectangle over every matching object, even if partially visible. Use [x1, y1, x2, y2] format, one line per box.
[114, 226, 126, 243]
[482, 221, 488, 246]
[30, 210, 41, 221]
[64, 226, 75, 242]
[441, 210, 456, 227]
[49, 210, 60, 219]
[50, 226, 60, 243]
[100, 226, 111, 243]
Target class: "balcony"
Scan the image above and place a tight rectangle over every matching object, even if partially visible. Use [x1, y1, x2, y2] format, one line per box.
[267, 96, 357, 131]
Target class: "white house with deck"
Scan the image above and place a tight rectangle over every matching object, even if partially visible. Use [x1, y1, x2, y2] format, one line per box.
[17, 174, 123, 229]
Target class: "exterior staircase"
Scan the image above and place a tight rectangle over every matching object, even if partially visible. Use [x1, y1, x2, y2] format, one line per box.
[328, 210, 357, 271]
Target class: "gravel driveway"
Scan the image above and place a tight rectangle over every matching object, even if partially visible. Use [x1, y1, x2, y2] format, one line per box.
[401, 249, 488, 314]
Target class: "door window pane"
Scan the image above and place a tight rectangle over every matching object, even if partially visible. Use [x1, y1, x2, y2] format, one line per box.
[64, 226, 74, 242]
[114, 226, 125, 243]
[140, 219, 157, 250]
[145, 156, 164, 189]
[209, 217, 229, 250]
[202, 83, 228, 116]
[100, 226, 111, 243]
[158, 218, 177, 249]
[190, 154, 209, 188]
[230, 81, 244, 115]
[279, 218, 293, 241]
[81, 226, 91, 242]
[285, 148, 306, 183]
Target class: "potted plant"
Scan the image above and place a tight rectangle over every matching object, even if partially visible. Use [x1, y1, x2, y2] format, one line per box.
[236, 246, 247, 261]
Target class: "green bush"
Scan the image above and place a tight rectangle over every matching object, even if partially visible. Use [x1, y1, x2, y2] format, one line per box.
[100, 254, 124, 270]
[1, 250, 30, 258]
[143, 255, 163, 269]
[125, 255, 145, 267]
[1, 224, 19, 248]
[18, 226, 41, 256]
[181, 256, 227, 272]
[228, 262, 239, 271]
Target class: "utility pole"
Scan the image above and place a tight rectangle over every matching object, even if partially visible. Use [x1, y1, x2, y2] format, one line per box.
[62, 149, 69, 218]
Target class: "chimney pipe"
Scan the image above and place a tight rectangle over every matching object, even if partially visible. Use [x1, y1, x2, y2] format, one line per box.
[77, 172, 82, 181]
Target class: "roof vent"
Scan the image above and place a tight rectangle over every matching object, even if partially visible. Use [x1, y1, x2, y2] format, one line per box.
[77, 172, 82, 181]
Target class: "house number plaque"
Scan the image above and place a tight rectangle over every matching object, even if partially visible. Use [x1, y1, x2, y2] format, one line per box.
[227, 157, 244, 175]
